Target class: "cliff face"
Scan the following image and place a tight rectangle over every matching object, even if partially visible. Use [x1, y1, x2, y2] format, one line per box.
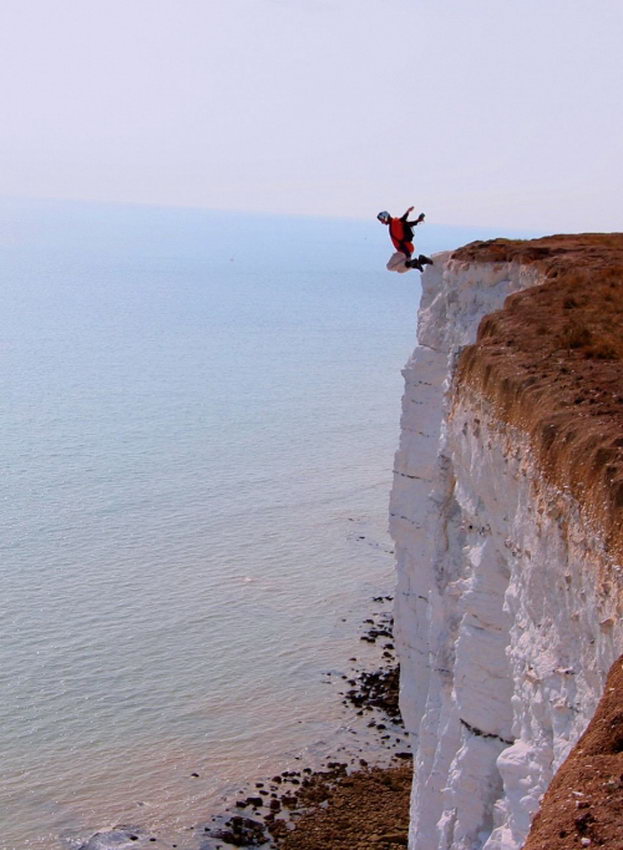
[389, 236, 623, 850]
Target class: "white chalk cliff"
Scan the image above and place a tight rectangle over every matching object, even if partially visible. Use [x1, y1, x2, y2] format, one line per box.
[389, 246, 623, 850]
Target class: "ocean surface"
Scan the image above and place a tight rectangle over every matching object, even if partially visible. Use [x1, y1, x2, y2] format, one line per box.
[0, 200, 540, 849]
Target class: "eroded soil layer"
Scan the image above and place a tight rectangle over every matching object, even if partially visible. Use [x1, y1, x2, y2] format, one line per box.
[523, 655, 623, 850]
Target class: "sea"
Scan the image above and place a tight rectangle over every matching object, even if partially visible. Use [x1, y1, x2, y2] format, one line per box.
[0, 199, 540, 850]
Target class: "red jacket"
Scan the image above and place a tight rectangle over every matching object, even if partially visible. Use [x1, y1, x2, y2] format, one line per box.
[389, 216, 413, 254]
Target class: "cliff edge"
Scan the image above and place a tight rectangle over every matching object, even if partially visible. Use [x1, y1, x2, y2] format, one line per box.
[389, 234, 623, 850]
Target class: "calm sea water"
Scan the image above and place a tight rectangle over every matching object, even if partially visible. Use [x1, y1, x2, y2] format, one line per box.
[0, 200, 537, 849]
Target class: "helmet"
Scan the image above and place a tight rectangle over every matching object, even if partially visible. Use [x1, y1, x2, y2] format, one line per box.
[377, 211, 390, 223]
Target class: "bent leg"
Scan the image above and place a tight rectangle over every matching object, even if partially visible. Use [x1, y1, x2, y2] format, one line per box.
[398, 240, 414, 259]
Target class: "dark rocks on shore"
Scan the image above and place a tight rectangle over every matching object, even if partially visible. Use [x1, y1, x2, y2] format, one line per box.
[79, 826, 152, 849]
[210, 815, 268, 847]
[343, 666, 401, 723]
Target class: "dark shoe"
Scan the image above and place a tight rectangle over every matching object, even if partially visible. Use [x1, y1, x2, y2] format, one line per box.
[406, 258, 423, 271]
[418, 254, 433, 266]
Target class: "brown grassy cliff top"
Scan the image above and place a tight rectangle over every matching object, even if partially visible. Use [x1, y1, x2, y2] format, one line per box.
[453, 233, 623, 559]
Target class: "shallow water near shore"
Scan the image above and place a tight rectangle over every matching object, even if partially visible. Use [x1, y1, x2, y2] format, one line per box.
[0, 200, 538, 849]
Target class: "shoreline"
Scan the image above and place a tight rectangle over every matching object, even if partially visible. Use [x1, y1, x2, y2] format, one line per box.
[199, 600, 412, 850]
[79, 599, 412, 850]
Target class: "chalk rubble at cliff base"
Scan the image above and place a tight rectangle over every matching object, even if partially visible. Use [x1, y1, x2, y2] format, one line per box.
[389, 235, 623, 850]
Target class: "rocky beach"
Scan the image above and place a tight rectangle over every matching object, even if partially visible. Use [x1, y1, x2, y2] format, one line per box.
[80, 597, 412, 850]
[199, 600, 412, 850]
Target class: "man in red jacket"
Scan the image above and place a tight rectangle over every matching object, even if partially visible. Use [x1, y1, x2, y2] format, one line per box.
[377, 207, 433, 270]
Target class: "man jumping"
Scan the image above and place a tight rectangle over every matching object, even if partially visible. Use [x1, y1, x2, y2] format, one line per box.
[377, 207, 433, 271]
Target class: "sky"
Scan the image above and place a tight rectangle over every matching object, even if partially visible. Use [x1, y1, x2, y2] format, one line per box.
[1, 0, 622, 231]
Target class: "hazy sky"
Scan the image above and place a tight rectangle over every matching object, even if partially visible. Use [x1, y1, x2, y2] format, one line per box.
[1, 0, 621, 230]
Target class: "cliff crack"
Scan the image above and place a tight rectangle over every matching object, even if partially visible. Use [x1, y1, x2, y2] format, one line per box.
[389, 512, 419, 526]
[460, 718, 513, 746]
[415, 342, 442, 354]
[393, 470, 429, 481]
